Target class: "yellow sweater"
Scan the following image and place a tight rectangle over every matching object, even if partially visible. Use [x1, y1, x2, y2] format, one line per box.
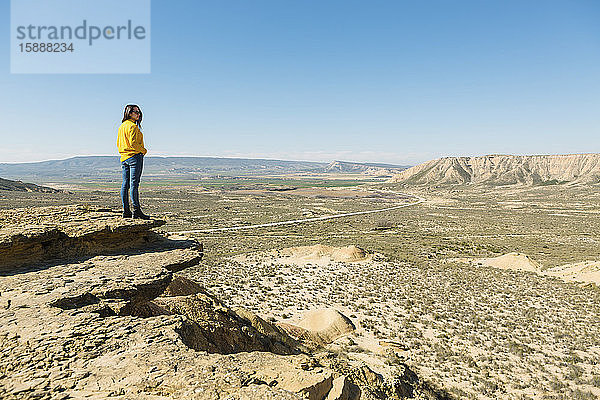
[117, 119, 147, 162]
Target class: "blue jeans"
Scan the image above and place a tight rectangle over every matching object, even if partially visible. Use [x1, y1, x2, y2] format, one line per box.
[121, 153, 144, 212]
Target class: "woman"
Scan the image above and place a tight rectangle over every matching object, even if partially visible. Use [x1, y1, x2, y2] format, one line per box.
[117, 104, 150, 220]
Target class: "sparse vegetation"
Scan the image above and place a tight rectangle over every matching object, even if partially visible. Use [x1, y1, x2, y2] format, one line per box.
[3, 180, 600, 399]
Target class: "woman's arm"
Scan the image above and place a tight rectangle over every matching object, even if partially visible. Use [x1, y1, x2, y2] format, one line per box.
[130, 124, 148, 155]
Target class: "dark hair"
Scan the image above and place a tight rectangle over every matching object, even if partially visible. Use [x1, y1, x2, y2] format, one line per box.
[122, 104, 142, 128]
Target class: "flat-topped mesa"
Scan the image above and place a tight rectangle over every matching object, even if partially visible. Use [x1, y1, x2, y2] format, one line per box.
[0, 205, 166, 271]
[388, 153, 600, 186]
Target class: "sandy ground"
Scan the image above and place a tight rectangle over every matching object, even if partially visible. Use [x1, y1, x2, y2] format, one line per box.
[545, 261, 600, 285]
[450, 252, 600, 286]
[199, 241, 600, 399]
[449, 253, 541, 272]
[232, 245, 389, 355]
[233, 244, 375, 266]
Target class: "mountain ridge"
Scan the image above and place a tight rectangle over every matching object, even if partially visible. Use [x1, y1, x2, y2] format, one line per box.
[0, 156, 409, 181]
[388, 153, 600, 186]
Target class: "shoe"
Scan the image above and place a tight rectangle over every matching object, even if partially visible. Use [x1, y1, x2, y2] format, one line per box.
[133, 209, 150, 220]
[123, 211, 132, 218]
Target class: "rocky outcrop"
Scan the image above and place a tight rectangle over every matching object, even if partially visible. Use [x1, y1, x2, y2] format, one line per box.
[0, 248, 202, 399]
[0, 205, 166, 270]
[251, 355, 334, 400]
[0, 206, 304, 399]
[233, 308, 303, 353]
[162, 275, 207, 296]
[388, 153, 600, 186]
[326, 376, 361, 400]
[0, 177, 59, 192]
[152, 293, 300, 355]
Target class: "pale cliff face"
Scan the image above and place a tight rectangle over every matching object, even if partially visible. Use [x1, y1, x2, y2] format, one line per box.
[388, 154, 600, 185]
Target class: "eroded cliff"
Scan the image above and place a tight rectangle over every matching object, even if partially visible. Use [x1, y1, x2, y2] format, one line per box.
[388, 154, 600, 185]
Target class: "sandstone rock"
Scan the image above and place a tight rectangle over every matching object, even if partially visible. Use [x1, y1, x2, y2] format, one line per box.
[0, 205, 166, 270]
[388, 153, 600, 186]
[162, 275, 208, 296]
[233, 308, 302, 352]
[0, 252, 184, 398]
[344, 362, 446, 400]
[295, 373, 333, 400]
[162, 245, 204, 272]
[225, 385, 305, 399]
[44, 249, 201, 315]
[252, 355, 334, 400]
[325, 376, 361, 400]
[0, 245, 311, 400]
[349, 364, 386, 395]
[153, 293, 299, 355]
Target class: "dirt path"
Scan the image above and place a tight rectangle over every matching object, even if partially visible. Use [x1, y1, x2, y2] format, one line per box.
[169, 191, 425, 234]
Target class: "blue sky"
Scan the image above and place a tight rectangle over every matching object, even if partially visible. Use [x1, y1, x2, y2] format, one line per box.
[1, 0, 599, 164]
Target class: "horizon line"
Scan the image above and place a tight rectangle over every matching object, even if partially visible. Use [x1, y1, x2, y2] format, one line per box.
[0, 154, 415, 166]
[2, 151, 599, 166]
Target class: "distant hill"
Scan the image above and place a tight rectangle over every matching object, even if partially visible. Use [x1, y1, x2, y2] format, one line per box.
[325, 160, 409, 176]
[0, 156, 411, 182]
[388, 154, 600, 186]
[0, 177, 60, 192]
[0, 156, 328, 181]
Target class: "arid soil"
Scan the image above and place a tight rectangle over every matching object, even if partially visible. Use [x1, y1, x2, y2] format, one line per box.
[0, 205, 445, 400]
[2, 183, 600, 399]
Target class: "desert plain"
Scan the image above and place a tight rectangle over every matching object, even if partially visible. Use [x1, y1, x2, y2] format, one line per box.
[2, 170, 600, 400]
